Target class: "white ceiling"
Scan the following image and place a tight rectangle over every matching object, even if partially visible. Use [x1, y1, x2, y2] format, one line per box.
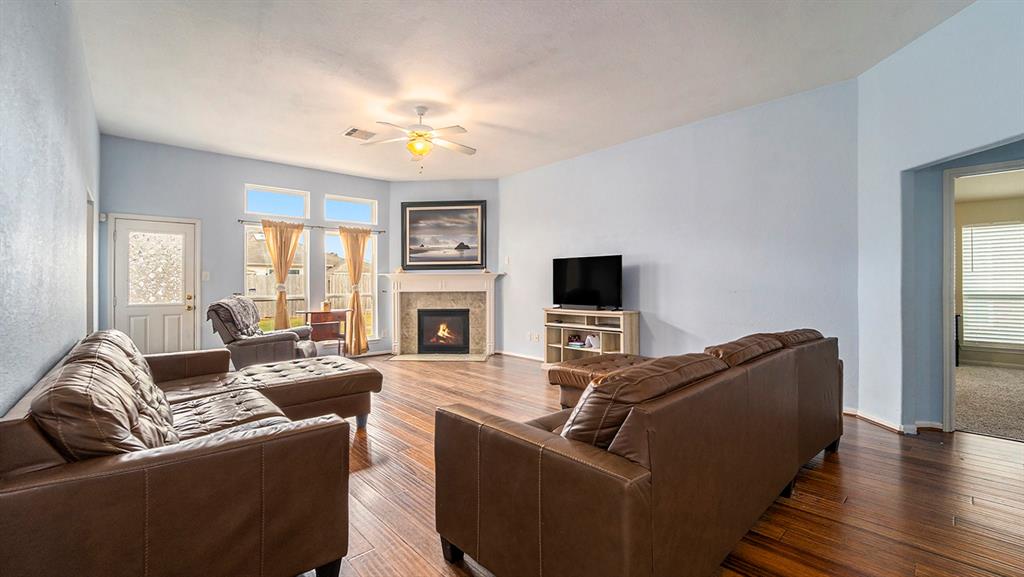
[956, 169, 1024, 202]
[74, 0, 970, 181]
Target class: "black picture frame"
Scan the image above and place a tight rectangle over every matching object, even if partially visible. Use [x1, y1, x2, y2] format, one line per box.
[401, 200, 487, 270]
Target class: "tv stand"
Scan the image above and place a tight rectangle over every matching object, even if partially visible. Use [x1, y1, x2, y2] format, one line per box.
[543, 308, 639, 366]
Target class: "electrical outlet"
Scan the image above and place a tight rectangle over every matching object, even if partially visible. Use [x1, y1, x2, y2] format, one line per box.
[531, 333, 540, 342]
[504, 256, 511, 265]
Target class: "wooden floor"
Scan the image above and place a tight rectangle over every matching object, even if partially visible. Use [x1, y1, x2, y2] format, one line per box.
[320, 354, 1024, 577]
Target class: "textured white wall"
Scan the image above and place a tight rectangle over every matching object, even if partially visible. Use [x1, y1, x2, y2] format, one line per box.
[0, 1, 99, 413]
[856, 0, 1024, 428]
[497, 81, 860, 406]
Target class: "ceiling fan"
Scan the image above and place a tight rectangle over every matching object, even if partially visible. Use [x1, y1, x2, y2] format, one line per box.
[364, 105, 476, 161]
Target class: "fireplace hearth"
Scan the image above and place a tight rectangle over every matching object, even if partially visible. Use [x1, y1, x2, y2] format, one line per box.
[417, 309, 470, 354]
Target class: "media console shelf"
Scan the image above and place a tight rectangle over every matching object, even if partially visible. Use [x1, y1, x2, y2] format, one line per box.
[543, 308, 639, 366]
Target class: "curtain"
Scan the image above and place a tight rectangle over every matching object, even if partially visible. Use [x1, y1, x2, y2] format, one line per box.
[339, 226, 371, 355]
[261, 220, 304, 330]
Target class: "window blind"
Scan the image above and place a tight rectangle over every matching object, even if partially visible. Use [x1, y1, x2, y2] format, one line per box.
[961, 222, 1024, 347]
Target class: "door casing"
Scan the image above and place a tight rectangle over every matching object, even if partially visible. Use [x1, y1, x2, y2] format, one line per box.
[106, 213, 202, 351]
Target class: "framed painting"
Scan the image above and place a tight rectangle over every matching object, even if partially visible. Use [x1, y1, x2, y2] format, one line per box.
[401, 200, 486, 270]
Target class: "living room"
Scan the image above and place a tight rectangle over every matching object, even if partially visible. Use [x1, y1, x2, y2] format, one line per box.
[2, 1, 1023, 576]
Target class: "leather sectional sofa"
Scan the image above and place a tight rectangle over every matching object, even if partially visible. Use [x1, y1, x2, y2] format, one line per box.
[435, 329, 842, 577]
[0, 329, 383, 577]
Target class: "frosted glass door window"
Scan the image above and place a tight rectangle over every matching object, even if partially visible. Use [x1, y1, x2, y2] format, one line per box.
[128, 231, 185, 305]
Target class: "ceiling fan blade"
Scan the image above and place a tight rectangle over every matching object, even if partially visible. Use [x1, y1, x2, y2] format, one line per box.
[362, 136, 407, 146]
[377, 121, 410, 134]
[433, 138, 477, 156]
[430, 125, 467, 136]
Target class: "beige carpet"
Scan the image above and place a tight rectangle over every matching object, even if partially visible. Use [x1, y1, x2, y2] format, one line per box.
[955, 365, 1024, 441]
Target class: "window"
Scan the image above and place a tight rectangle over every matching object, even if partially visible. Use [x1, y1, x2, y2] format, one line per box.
[244, 225, 308, 331]
[961, 222, 1024, 347]
[245, 184, 309, 218]
[325, 194, 377, 224]
[325, 231, 377, 338]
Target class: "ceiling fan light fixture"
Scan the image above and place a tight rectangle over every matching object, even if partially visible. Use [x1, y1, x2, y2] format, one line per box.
[407, 136, 433, 157]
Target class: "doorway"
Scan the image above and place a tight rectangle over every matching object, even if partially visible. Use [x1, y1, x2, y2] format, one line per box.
[944, 161, 1024, 441]
[109, 214, 201, 353]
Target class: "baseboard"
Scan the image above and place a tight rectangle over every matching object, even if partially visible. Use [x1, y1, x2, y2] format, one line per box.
[842, 408, 903, 434]
[958, 359, 1024, 370]
[495, 350, 544, 362]
[353, 350, 392, 358]
[843, 409, 943, 435]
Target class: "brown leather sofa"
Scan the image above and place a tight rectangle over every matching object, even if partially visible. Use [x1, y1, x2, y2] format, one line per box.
[0, 330, 380, 577]
[435, 329, 842, 577]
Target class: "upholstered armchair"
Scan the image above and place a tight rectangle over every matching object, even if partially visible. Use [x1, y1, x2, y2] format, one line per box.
[207, 295, 318, 369]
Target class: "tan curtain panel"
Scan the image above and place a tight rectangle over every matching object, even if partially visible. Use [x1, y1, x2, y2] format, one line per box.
[339, 226, 371, 355]
[261, 220, 304, 330]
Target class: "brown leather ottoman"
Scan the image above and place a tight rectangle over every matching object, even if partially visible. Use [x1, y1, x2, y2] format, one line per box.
[546, 353, 651, 408]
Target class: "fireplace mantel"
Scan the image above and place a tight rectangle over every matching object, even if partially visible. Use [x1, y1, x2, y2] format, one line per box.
[384, 271, 504, 356]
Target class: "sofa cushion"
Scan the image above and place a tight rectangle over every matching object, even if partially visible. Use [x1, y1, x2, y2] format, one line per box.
[171, 389, 286, 440]
[561, 353, 728, 448]
[547, 353, 653, 390]
[295, 339, 319, 358]
[704, 334, 783, 367]
[769, 328, 824, 347]
[31, 331, 180, 460]
[65, 330, 175, 426]
[160, 372, 255, 403]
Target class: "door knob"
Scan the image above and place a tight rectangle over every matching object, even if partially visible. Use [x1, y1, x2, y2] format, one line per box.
[185, 305, 194, 311]
[186, 294, 194, 300]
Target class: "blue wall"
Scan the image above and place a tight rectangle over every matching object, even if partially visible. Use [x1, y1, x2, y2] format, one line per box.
[902, 138, 1024, 427]
[857, 0, 1024, 428]
[99, 136, 392, 351]
[99, 137, 502, 353]
[497, 81, 861, 406]
[0, 0, 99, 413]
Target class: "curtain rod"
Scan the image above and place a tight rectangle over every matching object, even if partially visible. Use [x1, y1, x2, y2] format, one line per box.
[237, 219, 385, 234]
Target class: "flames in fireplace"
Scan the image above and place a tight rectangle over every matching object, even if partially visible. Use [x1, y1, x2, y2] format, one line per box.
[430, 322, 459, 344]
[418, 309, 470, 354]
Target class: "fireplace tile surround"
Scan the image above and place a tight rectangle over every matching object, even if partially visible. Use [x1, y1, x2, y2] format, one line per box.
[385, 272, 502, 357]
[403, 294, 484, 354]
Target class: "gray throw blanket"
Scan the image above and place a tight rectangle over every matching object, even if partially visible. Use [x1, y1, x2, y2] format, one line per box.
[208, 296, 264, 337]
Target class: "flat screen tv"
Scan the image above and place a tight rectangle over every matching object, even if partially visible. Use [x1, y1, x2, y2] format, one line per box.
[553, 255, 622, 309]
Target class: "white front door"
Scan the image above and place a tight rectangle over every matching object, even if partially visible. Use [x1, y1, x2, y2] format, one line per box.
[113, 217, 197, 353]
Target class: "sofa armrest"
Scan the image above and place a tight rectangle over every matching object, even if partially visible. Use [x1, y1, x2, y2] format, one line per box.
[284, 325, 312, 340]
[145, 348, 231, 383]
[0, 416, 349, 577]
[523, 408, 573, 433]
[233, 330, 299, 346]
[435, 404, 652, 577]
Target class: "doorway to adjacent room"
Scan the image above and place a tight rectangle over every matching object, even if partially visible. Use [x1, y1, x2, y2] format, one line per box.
[946, 161, 1024, 441]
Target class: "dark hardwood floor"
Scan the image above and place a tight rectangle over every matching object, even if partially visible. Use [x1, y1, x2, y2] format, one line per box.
[320, 354, 1024, 577]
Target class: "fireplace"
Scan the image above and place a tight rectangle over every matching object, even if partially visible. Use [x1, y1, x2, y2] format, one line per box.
[417, 309, 470, 354]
